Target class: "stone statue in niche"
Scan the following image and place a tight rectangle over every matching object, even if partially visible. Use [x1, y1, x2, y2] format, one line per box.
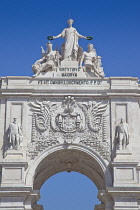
[115, 118, 130, 150]
[8, 118, 23, 150]
[80, 43, 105, 77]
[52, 19, 89, 61]
[32, 42, 61, 77]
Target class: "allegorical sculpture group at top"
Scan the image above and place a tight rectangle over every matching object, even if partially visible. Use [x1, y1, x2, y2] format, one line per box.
[32, 19, 105, 77]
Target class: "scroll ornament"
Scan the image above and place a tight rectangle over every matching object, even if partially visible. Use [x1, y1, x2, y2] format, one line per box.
[28, 96, 110, 160]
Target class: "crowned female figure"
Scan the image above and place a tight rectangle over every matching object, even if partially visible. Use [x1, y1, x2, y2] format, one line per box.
[53, 19, 87, 60]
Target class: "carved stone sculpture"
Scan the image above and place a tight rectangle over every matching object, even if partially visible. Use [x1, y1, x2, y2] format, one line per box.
[8, 118, 23, 150]
[28, 97, 110, 160]
[95, 56, 104, 76]
[32, 42, 61, 77]
[80, 44, 105, 77]
[53, 19, 88, 61]
[115, 118, 130, 150]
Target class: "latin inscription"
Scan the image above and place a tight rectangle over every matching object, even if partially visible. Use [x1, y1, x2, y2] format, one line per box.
[61, 73, 77, 77]
[54, 68, 80, 77]
[38, 79, 102, 85]
[58, 68, 79, 72]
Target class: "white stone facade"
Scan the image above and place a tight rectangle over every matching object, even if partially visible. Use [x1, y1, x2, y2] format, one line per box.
[0, 18, 140, 210]
[0, 76, 140, 210]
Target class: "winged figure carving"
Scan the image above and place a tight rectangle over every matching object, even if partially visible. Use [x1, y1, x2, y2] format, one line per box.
[82, 101, 108, 132]
[29, 100, 51, 132]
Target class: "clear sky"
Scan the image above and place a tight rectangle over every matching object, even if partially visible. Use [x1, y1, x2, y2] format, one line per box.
[0, 0, 140, 209]
[38, 172, 99, 210]
[0, 0, 140, 78]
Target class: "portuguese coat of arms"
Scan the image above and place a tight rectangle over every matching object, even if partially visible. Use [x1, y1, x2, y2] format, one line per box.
[28, 96, 110, 160]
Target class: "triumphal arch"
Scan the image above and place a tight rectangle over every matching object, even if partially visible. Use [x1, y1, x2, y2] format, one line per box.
[0, 19, 140, 210]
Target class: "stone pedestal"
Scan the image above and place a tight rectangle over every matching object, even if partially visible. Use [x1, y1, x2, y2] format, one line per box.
[0, 162, 27, 187]
[4, 150, 24, 160]
[112, 150, 139, 187]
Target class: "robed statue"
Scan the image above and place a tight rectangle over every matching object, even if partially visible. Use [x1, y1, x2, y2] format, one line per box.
[8, 118, 23, 150]
[52, 19, 89, 61]
[32, 42, 61, 77]
[115, 118, 130, 150]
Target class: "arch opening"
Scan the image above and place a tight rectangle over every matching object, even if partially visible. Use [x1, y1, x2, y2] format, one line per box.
[32, 147, 110, 191]
[37, 171, 100, 210]
[25, 146, 112, 209]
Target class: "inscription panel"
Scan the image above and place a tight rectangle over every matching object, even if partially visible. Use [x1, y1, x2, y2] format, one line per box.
[116, 168, 134, 180]
[38, 79, 104, 85]
[3, 168, 22, 182]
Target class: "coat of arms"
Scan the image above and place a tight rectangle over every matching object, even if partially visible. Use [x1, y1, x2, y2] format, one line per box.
[28, 96, 110, 160]
[54, 96, 83, 133]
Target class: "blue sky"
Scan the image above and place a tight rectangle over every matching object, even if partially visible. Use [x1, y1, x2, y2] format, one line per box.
[0, 0, 140, 209]
[38, 172, 99, 210]
[0, 0, 140, 78]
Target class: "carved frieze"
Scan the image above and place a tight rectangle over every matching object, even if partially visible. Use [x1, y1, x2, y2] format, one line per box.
[28, 96, 110, 160]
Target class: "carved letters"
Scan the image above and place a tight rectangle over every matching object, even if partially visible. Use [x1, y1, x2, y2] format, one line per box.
[28, 96, 110, 160]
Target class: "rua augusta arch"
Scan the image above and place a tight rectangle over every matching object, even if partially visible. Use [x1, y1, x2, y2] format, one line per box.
[0, 19, 140, 210]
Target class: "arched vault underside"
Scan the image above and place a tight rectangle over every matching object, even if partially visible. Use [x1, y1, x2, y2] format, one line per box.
[28, 145, 112, 191]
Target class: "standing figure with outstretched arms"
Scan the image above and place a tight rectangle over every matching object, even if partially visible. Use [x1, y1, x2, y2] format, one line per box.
[51, 19, 92, 61]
